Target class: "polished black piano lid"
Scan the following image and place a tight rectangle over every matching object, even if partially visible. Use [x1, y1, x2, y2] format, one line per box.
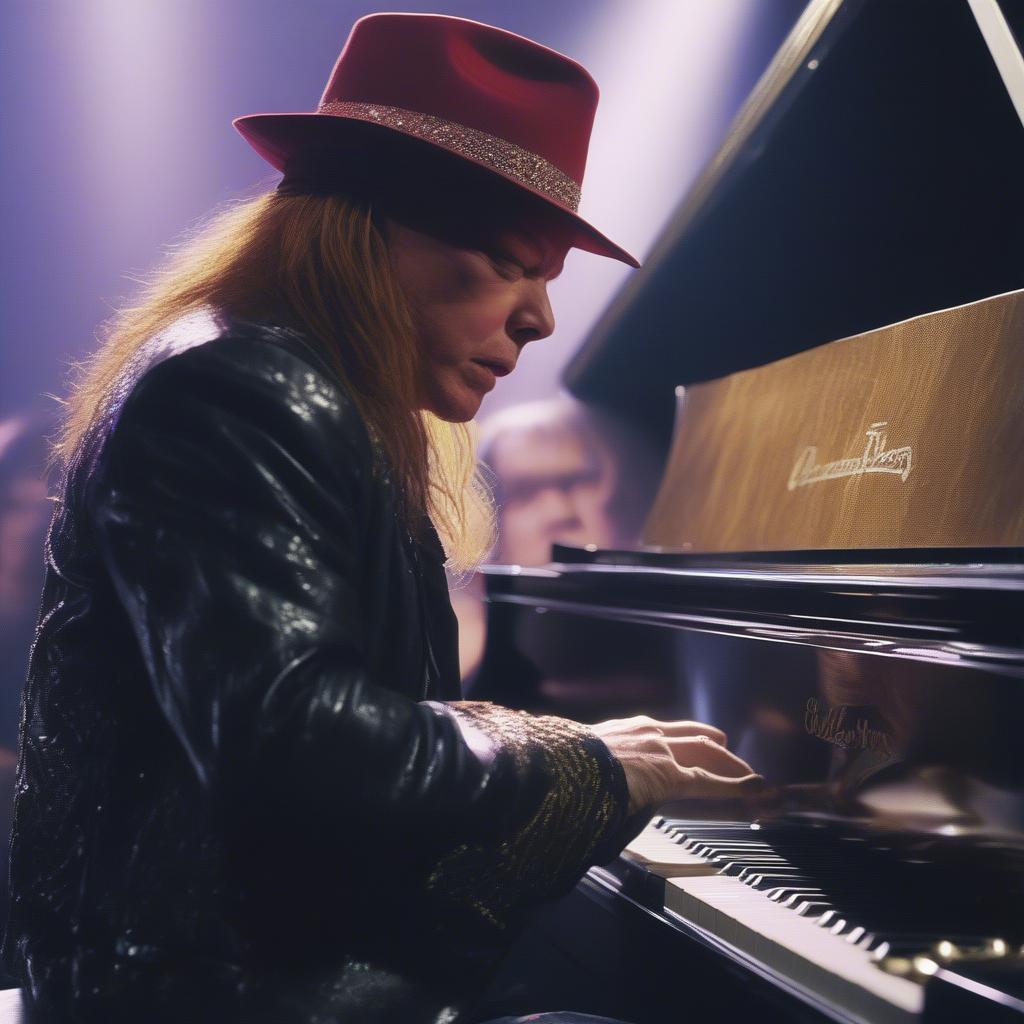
[482, 544, 1024, 673]
[564, 0, 1024, 447]
[548, 543, 1024, 569]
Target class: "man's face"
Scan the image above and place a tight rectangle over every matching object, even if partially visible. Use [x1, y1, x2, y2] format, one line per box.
[491, 429, 618, 566]
[385, 214, 570, 422]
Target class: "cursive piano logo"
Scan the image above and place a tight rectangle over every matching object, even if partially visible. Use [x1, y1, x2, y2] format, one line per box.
[787, 422, 912, 491]
[804, 698, 894, 757]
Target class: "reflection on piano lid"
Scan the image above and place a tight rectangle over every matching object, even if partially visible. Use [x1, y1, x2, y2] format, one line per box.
[472, 0, 1024, 1020]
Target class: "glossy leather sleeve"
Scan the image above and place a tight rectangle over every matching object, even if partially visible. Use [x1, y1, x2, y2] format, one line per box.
[83, 335, 630, 944]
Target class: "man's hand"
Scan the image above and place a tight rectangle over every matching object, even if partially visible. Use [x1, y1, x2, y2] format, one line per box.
[592, 716, 763, 814]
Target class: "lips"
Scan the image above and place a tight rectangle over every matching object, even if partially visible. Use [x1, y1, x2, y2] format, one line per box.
[473, 358, 513, 377]
[468, 361, 498, 392]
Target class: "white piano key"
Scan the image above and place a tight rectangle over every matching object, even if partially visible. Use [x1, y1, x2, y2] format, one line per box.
[621, 819, 720, 877]
[666, 874, 924, 1024]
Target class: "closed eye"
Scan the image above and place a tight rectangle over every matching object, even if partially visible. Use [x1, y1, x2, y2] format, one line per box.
[485, 252, 524, 280]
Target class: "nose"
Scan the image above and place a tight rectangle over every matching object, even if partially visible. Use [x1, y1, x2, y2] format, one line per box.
[507, 281, 555, 346]
[535, 484, 580, 525]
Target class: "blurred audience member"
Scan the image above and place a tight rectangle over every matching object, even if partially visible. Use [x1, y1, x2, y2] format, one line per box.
[450, 392, 661, 682]
[0, 411, 53, 745]
[0, 409, 52, 966]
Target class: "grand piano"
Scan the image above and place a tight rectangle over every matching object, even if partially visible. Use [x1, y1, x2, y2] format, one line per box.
[470, 0, 1024, 1021]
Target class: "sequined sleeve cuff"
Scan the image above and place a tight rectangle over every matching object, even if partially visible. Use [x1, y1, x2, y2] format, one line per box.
[422, 700, 631, 945]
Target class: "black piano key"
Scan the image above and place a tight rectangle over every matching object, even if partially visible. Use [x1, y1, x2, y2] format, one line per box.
[795, 901, 833, 919]
[767, 887, 824, 902]
[739, 869, 809, 885]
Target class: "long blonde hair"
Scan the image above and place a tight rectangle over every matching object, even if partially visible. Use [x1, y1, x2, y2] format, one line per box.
[49, 188, 496, 575]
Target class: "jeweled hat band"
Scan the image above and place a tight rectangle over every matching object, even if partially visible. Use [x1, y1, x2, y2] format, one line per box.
[317, 100, 583, 213]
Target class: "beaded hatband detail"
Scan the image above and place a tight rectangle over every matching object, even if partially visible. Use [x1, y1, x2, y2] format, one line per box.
[317, 100, 582, 212]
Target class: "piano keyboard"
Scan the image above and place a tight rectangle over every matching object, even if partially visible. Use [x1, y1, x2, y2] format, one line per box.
[624, 817, 930, 1023]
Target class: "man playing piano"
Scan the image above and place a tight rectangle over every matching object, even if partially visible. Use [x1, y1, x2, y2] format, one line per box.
[2, 14, 762, 1024]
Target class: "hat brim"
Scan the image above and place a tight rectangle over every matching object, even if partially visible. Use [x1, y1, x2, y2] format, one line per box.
[233, 112, 640, 269]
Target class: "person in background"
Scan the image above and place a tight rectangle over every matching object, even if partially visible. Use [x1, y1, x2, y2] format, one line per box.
[450, 394, 661, 683]
[0, 412, 52, 745]
[0, 410, 53, 985]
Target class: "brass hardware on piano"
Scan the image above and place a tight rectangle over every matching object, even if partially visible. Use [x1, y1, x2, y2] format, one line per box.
[876, 939, 1024, 983]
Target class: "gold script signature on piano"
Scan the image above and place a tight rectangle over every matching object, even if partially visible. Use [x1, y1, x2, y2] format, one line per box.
[788, 422, 912, 491]
[804, 698, 894, 756]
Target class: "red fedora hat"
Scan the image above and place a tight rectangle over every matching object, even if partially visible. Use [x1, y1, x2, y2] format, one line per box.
[233, 12, 640, 268]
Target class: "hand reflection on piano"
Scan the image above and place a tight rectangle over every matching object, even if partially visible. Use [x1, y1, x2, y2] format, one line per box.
[812, 649, 1024, 832]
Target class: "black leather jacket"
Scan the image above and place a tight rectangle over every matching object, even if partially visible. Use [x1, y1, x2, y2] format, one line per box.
[2, 313, 631, 1024]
